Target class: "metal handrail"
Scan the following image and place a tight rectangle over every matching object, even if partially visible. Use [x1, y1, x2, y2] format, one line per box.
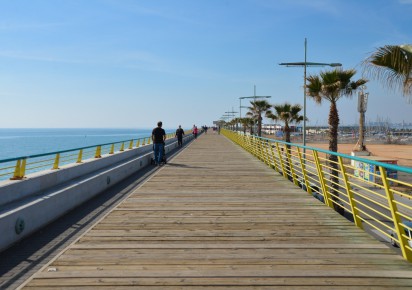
[0, 132, 180, 181]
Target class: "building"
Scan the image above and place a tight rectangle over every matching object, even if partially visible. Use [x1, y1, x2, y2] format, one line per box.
[262, 124, 283, 135]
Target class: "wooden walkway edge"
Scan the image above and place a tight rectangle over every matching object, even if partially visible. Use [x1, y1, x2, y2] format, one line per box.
[19, 132, 412, 289]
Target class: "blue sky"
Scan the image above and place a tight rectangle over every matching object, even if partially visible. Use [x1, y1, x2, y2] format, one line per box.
[0, 0, 411, 129]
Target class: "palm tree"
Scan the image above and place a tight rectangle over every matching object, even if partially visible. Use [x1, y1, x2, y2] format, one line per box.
[267, 103, 305, 182]
[268, 103, 305, 144]
[306, 68, 367, 213]
[239, 117, 255, 134]
[246, 100, 272, 137]
[363, 45, 412, 99]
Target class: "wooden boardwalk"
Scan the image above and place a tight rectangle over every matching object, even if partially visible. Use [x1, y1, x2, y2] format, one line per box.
[20, 133, 412, 289]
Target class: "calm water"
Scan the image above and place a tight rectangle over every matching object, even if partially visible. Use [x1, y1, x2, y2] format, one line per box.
[0, 128, 157, 160]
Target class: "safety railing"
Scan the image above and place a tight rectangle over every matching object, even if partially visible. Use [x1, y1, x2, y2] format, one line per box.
[0, 132, 178, 181]
[222, 129, 412, 262]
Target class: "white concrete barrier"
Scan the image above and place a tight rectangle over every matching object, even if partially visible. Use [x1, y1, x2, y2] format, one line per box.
[0, 136, 193, 252]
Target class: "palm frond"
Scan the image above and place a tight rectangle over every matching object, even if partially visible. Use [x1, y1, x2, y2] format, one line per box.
[363, 45, 412, 97]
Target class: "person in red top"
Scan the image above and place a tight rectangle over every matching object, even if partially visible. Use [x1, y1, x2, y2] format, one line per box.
[192, 125, 198, 139]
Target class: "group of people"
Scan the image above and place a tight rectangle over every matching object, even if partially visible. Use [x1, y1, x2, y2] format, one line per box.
[151, 122, 204, 166]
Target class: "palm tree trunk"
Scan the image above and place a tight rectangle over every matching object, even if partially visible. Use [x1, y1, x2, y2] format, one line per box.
[329, 102, 339, 153]
[328, 102, 344, 214]
[285, 124, 291, 143]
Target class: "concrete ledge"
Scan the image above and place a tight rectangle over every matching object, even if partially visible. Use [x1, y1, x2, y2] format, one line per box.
[0, 135, 194, 252]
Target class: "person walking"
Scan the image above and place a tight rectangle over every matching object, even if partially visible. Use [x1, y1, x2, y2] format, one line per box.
[152, 121, 166, 165]
[175, 125, 185, 147]
[192, 125, 198, 139]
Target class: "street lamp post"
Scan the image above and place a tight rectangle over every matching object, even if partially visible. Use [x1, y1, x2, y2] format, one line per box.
[279, 38, 342, 148]
[225, 109, 238, 130]
[239, 85, 271, 119]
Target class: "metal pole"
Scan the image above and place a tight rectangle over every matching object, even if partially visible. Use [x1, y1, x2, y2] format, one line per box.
[254, 85, 256, 134]
[303, 38, 307, 148]
[279, 38, 341, 152]
[239, 98, 241, 119]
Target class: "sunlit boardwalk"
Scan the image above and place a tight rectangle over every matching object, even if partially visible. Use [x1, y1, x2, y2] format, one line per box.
[20, 132, 412, 289]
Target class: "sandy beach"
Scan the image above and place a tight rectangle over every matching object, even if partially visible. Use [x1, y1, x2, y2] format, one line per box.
[262, 133, 412, 168]
[308, 143, 412, 168]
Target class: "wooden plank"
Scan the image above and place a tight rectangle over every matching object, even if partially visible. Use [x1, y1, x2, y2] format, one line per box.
[20, 133, 412, 289]
[32, 267, 412, 278]
[23, 277, 412, 288]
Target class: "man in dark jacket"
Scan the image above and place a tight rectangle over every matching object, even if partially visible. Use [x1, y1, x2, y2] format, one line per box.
[175, 125, 185, 147]
[152, 121, 166, 165]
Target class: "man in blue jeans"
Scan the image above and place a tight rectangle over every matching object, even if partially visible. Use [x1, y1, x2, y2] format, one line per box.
[152, 121, 166, 165]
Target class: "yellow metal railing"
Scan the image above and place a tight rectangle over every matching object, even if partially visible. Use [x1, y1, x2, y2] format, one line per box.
[0, 132, 182, 182]
[223, 129, 412, 262]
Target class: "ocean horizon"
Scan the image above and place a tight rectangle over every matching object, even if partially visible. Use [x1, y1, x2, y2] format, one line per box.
[0, 128, 175, 161]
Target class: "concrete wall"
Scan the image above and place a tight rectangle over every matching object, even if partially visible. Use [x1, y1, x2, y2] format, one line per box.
[0, 135, 194, 252]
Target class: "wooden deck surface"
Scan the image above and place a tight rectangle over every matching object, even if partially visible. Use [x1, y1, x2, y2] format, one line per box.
[20, 133, 412, 289]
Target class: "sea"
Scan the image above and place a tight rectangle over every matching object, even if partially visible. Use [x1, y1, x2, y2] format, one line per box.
[0, 128, 159, 161]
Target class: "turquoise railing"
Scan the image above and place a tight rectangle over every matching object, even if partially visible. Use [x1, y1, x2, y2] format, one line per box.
[0, 133, 176, 181]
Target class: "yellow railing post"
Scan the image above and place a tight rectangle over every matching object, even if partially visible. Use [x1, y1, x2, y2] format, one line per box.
[313, 151, 332, 208]
[11, 159, 27, 180]
[129, 140, 133, 149]
[276, 143, 287, 179]
[20, 158, 27, 178]
[77, 149, 83, 163]
[252, 136, 257, 157]
[136, 140, 140, 147]
[11, 160, 21, 179]
[120, 142, 125, 151]
[266, 140, 272, 166]
[263, 140, 271, 166]
[248, 136, 253, 154]
[245, 135, 252, 153]
[250, 135, 256, 156]
[53, 153, 60, 169]
[142, 139, 146, 146]
[285, 144, 298, 186]
[248, 135, 254, 153]
[338, 156, 362, 229]
[257, 139, 264, 161]
[109, 144, 115, 154]
[297, 147, 311, 195]
[269, 142, 279, 172]
[95, 146, 102, 158]
[148, 138, 151, 145]
[380, 166, 412, 262]
[260, 139, 265, 161]
[254, 137, 260, 158]
[243, 135, 248, 151]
